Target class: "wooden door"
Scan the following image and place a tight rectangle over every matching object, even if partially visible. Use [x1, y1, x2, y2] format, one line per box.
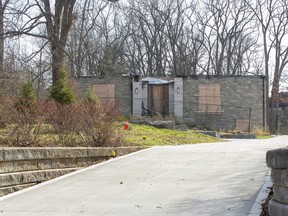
[148, 84, 169, 116]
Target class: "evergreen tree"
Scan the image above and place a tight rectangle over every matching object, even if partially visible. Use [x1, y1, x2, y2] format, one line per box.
[50, 67, 75, 104]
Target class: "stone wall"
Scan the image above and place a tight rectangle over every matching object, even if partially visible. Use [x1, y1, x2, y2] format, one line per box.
[75, 75, 266, 131]
[182, 76, 266, 131]
[74, 76, 132, 116]
[267, 148, 288, 215]
[0, 147, 142, 197]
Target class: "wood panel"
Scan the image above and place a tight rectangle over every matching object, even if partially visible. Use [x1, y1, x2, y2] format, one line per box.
[236, 119, 250, 132]
[198, 84, 222, 113]
[93, 84, 115, 104]
[148, 84, 169, 116]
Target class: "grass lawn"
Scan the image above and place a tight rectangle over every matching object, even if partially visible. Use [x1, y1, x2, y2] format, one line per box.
[121, 123, 222, 147]
[0, 122, 272, 147]
[256, 135, 274, 139]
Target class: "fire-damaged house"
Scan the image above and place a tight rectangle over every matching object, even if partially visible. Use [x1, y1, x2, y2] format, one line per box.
[75, 75, 267, 131]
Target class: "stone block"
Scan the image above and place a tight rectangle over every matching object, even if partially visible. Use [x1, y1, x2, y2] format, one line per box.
[45, 168, 79, 180]
[0, 148, 49, 161]
[269, 199, 288, 216]
[151, 121, 175, 129]
[267, 148, 288, 169]
[0, 183, 36, 197]
[273, 185, 288, 204]
[175, 125, 187, 131]
[0, 173, 23, 187]
[22, 170, 46, 183]
[88, 148, 111, 157]
[0, 160, 38, 173]
[198, 131, 220, 138]
[45, 148, 89, 159]
[271, 169, 288, 187]
[220, 134, 257, 139]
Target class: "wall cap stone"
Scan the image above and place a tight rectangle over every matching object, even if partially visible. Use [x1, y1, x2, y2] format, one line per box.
[0, 147, 143, 161]
[267, 148, 288, 169]
[269, 199, 288, 216]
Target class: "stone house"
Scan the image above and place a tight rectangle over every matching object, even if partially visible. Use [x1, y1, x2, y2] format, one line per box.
[74, 75, 267, 131]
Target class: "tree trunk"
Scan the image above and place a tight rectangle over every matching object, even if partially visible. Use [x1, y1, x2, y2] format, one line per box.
[41, 0, 76, 85]
[51, 47, 65, 85]
[0, 0, 9, 76]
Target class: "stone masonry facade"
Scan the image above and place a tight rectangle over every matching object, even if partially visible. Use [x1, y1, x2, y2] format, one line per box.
[75, 75, 266, 131]
[74, 76, 132, 116]
[182, 76, 266, 131]
[267, 148, 288, 216]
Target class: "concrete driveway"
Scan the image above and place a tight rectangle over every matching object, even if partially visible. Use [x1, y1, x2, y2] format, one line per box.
[0, 136, 287, 216]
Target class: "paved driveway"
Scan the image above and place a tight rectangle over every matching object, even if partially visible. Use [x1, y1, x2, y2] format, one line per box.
[0, 136, 287, 216]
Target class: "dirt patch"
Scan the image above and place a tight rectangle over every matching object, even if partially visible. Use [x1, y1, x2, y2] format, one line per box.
[260, 186, 273, 216]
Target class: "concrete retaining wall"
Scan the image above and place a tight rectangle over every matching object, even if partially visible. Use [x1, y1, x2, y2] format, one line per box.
[267, 148, 288, 215]
[0, 147, 142, 197]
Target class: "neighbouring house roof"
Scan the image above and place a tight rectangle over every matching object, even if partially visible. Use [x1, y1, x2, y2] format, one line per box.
[141, 77, 174, 85]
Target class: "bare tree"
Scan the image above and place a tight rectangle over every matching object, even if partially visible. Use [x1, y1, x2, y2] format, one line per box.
[3, 0, 118, 85]
[246, 0, 288, 131]
[121, 0, 194, 76]
[198, 0, 257, 75]
[0, 0, 10, 76]
[33, 0, 76, 85]
[165, 0, 191, 76]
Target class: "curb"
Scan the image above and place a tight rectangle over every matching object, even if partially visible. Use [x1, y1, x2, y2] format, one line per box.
[248, 175, 272, 215]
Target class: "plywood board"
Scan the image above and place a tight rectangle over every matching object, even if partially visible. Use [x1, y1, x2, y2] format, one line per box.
[93, 84, 115, 104]
[197, 84, 222, 113]
[236, 119, 250, 132]
[148, 84, 169, 116]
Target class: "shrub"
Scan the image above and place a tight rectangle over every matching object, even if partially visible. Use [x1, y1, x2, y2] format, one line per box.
[19, 82, 36, 102]
[0, 95, 121, 147]
[40, 100, 121, 147]
[14, 82, 37, 119]
[85, 86, 100, 104]
[74, 102, 121, 147]
[0, 98, 43, 147]
[50, 67, 75, 104]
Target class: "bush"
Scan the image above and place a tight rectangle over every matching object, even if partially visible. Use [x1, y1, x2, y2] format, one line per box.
[39, 100, 122, 147]
[85, 86, 100, 104]
[0, 98, 43, 147]
[20, 82, 36, 102]
[74, 102, 121, 146]
[0, 95, 122, 147]
[50, 67, 75, 104]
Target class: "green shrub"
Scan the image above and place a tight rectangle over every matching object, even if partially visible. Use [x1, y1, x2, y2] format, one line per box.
[20, 82, 36, 102]
[85, 86, 100, 104]
[14, 82, 37, 124]
[50, 67, 75, 104]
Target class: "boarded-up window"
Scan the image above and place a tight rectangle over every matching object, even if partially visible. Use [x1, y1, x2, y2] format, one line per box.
[92, 84, 115, 105]
[196, 84, 222, 113]
[236, 119, 250, 132]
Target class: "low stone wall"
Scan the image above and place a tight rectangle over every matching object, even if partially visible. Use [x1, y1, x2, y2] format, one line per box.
[220, 134, 257, 139]
[266, 148, 288, 215]
[0, 147, 142, 197]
